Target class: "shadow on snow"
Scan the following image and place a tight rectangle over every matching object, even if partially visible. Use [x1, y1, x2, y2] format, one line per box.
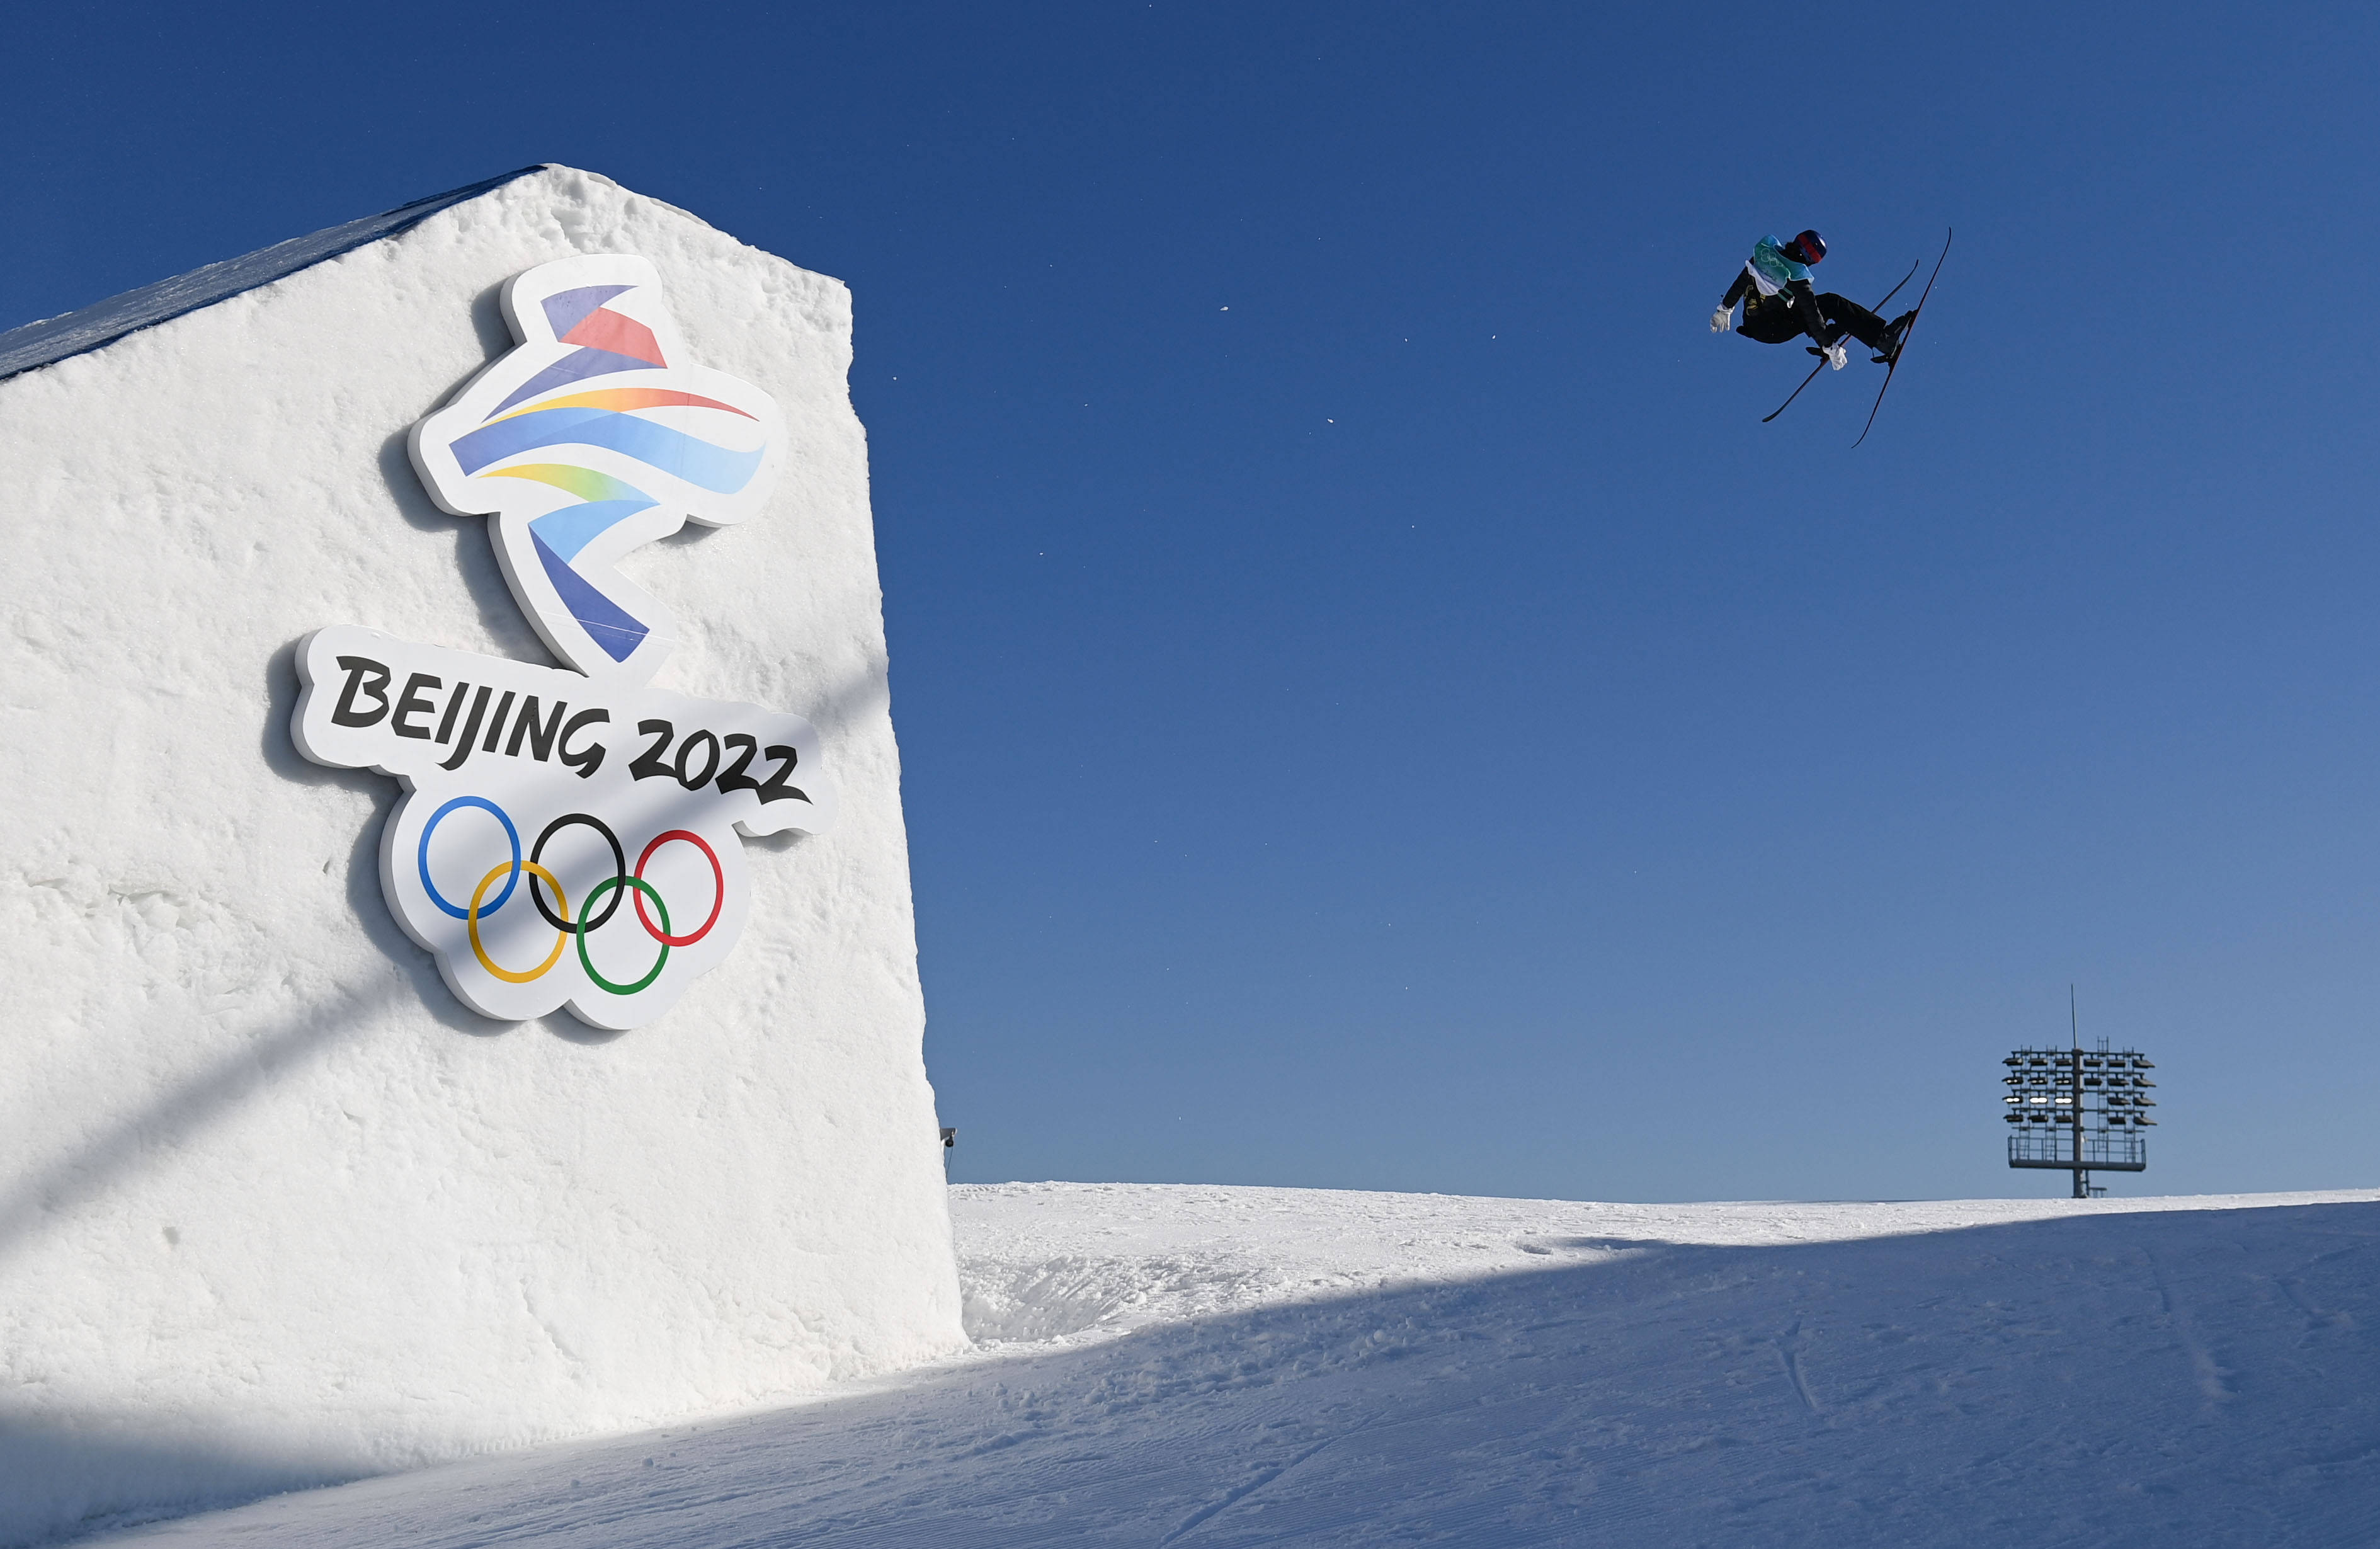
[54, 1199, 2380, 1549]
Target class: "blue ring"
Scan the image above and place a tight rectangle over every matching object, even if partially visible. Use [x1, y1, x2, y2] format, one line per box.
[419, 796, 521, 920]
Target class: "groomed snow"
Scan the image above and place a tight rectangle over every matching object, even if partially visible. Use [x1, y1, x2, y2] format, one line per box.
[77, 1181, 2380, 1547]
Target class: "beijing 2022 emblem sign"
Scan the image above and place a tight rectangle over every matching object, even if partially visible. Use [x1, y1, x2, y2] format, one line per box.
[292, 254, 836, 1029]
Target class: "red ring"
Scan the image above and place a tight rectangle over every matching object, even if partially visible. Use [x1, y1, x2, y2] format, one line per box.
[634, 829, 724, 946]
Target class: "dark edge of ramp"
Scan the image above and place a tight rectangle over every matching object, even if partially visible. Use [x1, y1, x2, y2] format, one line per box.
[0, 166, 549, 383]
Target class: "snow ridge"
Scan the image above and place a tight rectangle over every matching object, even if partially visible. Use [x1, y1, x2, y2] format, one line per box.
[0, 167, 545, 382]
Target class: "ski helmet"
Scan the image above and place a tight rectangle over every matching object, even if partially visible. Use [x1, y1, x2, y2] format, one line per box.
[1784, 230, 1826, 265]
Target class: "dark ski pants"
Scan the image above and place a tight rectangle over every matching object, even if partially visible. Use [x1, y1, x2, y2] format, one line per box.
[1739, 290, 1891, 350]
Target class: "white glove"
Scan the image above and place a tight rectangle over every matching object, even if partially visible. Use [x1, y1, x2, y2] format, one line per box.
[1825, 341, 1848, 370]
[1709, 304, 1733, 333]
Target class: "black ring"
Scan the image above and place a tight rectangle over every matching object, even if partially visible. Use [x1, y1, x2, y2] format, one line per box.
[530, 813, 627, 934]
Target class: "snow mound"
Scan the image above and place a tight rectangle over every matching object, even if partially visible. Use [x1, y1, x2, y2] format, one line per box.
[79, 1182, 2380, 1548]
[0, 166, 961, 1548]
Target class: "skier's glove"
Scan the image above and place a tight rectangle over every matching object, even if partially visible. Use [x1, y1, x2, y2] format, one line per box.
[1709, 305, 1733, 334]
[1825, 341, 1848, 370]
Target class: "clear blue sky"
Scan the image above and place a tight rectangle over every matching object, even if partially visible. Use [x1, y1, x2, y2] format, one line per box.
[9, 3, 2376, 1201]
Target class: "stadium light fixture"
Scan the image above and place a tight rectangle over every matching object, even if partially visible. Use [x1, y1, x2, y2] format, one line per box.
[2002, 988, 2154, 1198]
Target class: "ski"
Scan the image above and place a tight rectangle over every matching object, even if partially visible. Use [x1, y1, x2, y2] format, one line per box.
[1760, 360, 1826, 425]
[1852, 228, 1951, 448]
[1870, 254, 1923, 316]
[1760, 256, 1921, 425]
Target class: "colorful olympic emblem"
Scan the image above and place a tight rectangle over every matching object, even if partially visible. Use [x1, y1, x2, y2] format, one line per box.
[417, 796, 725, 995]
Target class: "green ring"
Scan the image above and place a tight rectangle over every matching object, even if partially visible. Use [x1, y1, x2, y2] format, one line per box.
[576, 875, 670, 995]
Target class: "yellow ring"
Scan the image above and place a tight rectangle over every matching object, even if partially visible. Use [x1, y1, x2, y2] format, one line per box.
[468, 860, 569, 983]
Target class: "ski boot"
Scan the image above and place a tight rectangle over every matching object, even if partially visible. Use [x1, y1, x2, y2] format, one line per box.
[1870, 311, 1916, 367]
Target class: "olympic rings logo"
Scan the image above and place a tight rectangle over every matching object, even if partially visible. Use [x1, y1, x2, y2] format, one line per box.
[416, 797, 725, 995]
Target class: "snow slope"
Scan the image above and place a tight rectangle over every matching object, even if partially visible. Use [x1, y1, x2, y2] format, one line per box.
[79, 1182, 2380, 1547]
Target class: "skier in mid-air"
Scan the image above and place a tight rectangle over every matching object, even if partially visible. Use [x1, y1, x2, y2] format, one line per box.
[1710, 230, 1913, 370]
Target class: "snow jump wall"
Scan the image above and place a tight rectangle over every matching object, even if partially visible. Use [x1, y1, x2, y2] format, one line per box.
[0, 167, 964, 1542]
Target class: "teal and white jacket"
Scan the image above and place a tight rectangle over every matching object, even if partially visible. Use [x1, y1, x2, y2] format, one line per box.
[1742, 235, 1811, 297]
[1719, 235, 1828, 344]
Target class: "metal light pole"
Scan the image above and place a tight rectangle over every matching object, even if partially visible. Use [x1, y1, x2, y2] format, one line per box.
[2068, 988, 2083, 1199]
[2001, 988, 2154, 1196]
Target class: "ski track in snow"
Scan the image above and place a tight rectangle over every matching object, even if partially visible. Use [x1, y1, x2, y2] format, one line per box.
[67, 1183, 2380, 1548]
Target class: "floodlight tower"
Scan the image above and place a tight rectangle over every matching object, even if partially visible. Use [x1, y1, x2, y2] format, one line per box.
[2000, 988, 2155, 1198]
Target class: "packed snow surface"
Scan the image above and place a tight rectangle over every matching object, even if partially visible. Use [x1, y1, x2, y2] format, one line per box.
[80, 1181, 2380, 1547]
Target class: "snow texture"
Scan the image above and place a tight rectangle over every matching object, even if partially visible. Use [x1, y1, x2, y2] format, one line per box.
[66, 1182, 2380, 1547]
[0, 169, 545, 384]
[0, 168, 964, 1547]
